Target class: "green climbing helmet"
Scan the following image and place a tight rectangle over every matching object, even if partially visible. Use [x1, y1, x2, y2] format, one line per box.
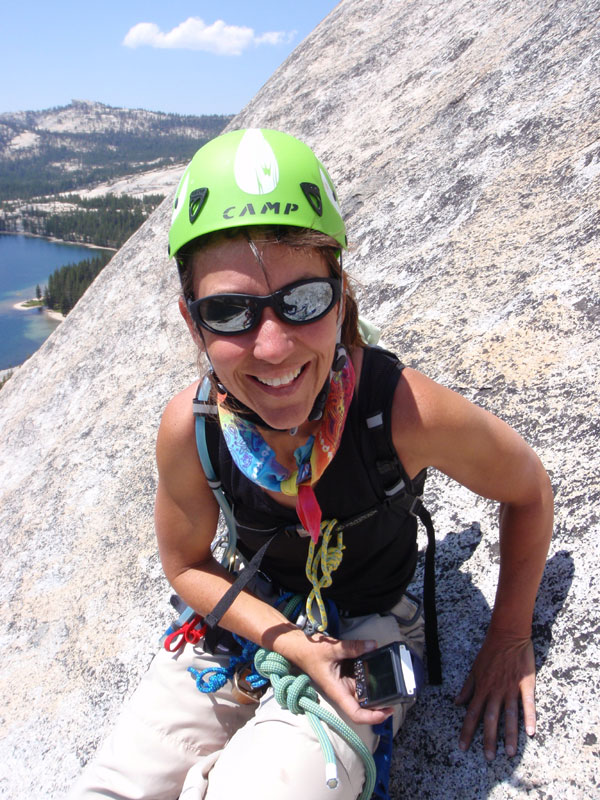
[168, 128, 347, 259]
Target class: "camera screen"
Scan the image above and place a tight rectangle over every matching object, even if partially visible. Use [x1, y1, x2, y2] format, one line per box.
[363, 650, 397, 701]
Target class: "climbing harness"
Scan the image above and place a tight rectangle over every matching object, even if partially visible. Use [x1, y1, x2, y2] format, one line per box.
[192, 351, 442, 683]
[363, 405, 441, 684]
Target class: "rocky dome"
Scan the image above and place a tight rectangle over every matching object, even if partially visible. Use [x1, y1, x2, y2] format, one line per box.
[1, 0, 598, 796]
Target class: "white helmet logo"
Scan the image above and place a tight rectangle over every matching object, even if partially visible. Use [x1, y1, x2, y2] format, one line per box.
[172, 169, 190, 224]
[234, 130, 279, 195]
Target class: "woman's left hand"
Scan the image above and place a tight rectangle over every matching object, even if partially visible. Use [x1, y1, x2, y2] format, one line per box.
[455, 627, 536, 760]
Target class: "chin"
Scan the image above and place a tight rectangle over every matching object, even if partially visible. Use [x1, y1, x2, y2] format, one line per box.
[255, 402, 312, 431]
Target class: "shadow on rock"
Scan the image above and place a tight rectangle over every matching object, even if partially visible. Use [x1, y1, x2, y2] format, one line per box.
[389, 525, 574, 799]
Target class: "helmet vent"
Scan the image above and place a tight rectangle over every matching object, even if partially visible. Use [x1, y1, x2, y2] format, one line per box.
[189, 188, 209, 224]
[300, 182, 323, 217]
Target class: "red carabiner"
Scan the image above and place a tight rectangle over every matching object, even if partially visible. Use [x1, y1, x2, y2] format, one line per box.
[164, 614, 207, 652]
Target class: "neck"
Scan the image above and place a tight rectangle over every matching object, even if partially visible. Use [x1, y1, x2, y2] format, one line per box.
[260, 419, 321, 470]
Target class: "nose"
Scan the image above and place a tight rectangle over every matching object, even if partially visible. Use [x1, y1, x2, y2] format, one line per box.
[251, 308, 295, 363]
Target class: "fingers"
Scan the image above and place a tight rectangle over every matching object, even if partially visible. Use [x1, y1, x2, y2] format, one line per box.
[457, 635, 537, 759]
[521, 671, 537, 737]
[345, 703, 394, 726]
[459, 693, 514, 759]
[459, 690, 534, 759]
[482, 696, 502, 761]
[458, 693, 482, 753]
[455, 671, 475, 706]
[328, 638, 378, 658]
[503, 698, 519, 757]
[323, 672, 393, 726]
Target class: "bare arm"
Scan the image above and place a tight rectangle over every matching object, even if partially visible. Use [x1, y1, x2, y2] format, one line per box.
[392, 368, 554, 758]
[155, 383, 387, 725]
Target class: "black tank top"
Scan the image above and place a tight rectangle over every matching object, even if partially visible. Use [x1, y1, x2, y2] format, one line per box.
[208, 346, 423, 615]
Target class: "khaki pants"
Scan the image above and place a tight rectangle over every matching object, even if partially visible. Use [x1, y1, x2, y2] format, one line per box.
[69, 595, 424, 800]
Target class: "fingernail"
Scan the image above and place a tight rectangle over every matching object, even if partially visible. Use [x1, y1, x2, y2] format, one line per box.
[506, 745, 516, 757]
[526, 726, 535, 736]
[363, 640, 378, 651]
[485, 750, 494, 761]
[459, 740, 467, 752]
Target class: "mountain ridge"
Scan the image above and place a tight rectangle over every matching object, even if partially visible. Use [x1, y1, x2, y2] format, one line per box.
[0, 100, 233, 200]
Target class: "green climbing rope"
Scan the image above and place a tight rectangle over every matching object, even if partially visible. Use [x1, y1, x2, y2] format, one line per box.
[254, 648, 377, 800]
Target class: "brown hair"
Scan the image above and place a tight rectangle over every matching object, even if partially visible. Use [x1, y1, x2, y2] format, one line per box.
[176, 226, 363, 350]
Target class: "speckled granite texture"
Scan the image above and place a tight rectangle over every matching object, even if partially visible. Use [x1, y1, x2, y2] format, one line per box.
[1, 1, 598, 797]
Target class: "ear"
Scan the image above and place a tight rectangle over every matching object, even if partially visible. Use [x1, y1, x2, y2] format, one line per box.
[178, 296, 205, 351]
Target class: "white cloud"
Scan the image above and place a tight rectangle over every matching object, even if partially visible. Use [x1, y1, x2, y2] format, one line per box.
[122, 17, 294, 56]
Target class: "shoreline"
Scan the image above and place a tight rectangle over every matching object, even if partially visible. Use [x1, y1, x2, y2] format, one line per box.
[0, 229, 116, 252]
[13, 299, 65, 322]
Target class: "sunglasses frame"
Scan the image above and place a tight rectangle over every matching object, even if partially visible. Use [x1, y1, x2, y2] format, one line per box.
[187, 277, 342, 336]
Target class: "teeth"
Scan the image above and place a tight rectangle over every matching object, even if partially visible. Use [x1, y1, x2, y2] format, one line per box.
[257, 367, 302, 387]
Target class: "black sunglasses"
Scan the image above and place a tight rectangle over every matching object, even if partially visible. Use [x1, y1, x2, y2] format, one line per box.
[187, 277, 341, 336]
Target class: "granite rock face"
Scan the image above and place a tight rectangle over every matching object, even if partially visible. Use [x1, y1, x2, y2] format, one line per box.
[1, 1, 598, 797]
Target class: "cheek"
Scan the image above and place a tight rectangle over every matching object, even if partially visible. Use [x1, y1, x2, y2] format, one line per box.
[204, 337, 246, 376]
[307, 314, 338, 354]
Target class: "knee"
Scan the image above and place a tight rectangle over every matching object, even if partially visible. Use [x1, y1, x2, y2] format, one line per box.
[204, 716, 365, 800]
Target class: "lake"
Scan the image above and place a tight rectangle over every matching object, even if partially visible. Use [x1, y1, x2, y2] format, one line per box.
[0, 234, 109, 371]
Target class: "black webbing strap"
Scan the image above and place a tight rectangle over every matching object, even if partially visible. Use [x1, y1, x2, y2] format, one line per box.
[375, 488, 442, 684]
[362, 349, 442, 683]
[415, 502, 442, 684]
[203, 534, 277, 630]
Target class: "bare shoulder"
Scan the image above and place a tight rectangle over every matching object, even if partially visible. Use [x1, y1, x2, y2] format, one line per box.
[155, 380, 220, 577]
[158, 381, 198, 446]
[391, 367, 540, 499]
[393, 367, 474, 428]
[156, 381, 202, 479]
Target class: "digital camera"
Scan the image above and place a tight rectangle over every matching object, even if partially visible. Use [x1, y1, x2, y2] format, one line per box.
[353, 641, 423, 708]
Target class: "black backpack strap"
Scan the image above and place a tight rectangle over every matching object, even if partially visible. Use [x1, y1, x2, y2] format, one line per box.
[361, 348, 442, 684]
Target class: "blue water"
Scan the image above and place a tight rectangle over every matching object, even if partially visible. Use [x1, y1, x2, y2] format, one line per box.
[0, 234, 108, 370]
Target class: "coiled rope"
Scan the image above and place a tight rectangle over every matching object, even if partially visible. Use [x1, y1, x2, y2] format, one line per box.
[305, 518, 345, 633]
[254, 648, 377, 799]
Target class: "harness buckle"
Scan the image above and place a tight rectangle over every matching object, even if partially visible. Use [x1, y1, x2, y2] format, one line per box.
[408, 496, 423, 517]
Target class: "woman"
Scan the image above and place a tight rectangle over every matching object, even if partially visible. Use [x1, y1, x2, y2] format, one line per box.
[71, 129, 553, 799]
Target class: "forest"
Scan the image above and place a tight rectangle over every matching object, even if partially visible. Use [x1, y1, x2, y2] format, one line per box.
[0, 193, 165, 249]
[43, 252, 112, 316]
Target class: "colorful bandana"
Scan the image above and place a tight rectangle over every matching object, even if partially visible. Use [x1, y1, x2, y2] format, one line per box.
[217, 358, 356, 543]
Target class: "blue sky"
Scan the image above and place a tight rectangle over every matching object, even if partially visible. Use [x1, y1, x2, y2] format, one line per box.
[1, 1, 339, 116]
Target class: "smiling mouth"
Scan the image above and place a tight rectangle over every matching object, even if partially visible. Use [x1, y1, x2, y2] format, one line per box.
[254, 365, 305, 388]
